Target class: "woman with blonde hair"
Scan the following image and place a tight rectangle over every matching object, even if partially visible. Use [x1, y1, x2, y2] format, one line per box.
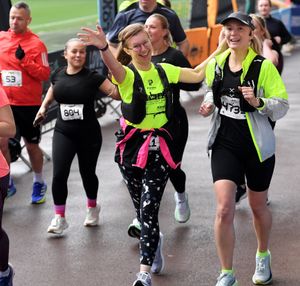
[199, 12, 288, 286]
[250, 14, 279, 67]
[79, 22, 225, 286]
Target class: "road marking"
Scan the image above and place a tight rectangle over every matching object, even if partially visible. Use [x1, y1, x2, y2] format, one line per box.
[31, 15, 97, 29]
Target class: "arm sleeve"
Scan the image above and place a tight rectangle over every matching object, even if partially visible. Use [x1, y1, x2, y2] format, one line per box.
[257, 60, 289, 121]
[167, 12, 187, 43]
[107, 12, 128, 44]
[278, 21, 292, 45]
[20, 42, 50, 81]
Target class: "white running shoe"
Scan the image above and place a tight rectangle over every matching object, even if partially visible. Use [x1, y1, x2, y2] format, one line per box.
[252, 250, 272, 285]
[84, 205, 101, 226]
[132, 271, 152, 286]
[47, 215, 69, 235]
[174, 192, 191, 223]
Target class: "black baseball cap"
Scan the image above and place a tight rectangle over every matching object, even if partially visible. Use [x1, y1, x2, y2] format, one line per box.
[221, 11, 255, 30]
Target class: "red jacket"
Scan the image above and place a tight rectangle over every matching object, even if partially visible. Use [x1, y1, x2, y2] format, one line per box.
[0, 29, 50, 106]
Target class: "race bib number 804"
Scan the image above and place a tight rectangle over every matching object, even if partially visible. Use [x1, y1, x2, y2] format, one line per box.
[60, 104, 84, 121]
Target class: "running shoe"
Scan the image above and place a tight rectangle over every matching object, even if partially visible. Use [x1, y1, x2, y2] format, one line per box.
[31, 182, 47, 204]
[47, 215, 69, 235]
[151, 232, 164, 274]
[215, 272, 238, 286]
[174, 192, 191, 223]
[7, 179, 17, 198]
[128, 218, 141, 239]
[252, 250, 272, 285]
[132, 271, 151, 286]
[235, 185, 247, 204]
[84, 205, 101, 226]
[0, 264, 14, 286]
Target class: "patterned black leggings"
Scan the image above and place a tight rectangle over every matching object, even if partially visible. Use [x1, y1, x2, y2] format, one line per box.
[0, 173, 9, 271]
[118, 152, 170, 266]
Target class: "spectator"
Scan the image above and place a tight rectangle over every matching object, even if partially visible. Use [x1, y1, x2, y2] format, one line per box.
[0, 1, 50, 203]
[107, 0, 189, 57]
[199, 12, 288, 286]
[257, 0, 292, 74]
[34, 38, 120, 235]
[0, 86, 15, 286]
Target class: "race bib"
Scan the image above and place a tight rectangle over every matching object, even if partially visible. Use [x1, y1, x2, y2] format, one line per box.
[220, 96, 246, 120]
[149, 135, 160, 151]
[60, 104, 84, 121]
[1, 70, 22, 86]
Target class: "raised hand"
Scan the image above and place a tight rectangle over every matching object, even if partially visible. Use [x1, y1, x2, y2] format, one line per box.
[78, 25, 107, 50]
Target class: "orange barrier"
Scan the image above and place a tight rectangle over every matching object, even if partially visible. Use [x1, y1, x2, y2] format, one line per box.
[185, 27, 209, 67]
[208, 24, 223, 55]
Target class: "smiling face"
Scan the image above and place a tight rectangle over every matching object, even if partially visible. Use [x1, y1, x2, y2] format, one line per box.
[223, 20, 252, 51]
[125, 30, 152, 66]
[64, 39, 87, 70]
[257, 0, 272, 18]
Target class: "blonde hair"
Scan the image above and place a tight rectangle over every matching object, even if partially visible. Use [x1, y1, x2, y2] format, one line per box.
[117, 23, 149, 65]
[147, 13, 173, 47]
[250, 14, 271, 40]
[64, 38, 86, 52]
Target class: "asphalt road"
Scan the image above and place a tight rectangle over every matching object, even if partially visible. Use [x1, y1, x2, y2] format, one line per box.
[4, 45, 300, 286]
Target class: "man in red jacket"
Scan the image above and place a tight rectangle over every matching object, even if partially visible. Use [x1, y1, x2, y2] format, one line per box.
[0, 1, 50, 203]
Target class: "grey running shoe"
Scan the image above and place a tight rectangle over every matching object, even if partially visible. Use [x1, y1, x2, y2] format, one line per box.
[252, 250, 272, 285]
[84, 205, 100, 226]
[151, 232, 164, 274]
[128, 218, 141, 239]
[47, 215, 69, 235]
[132, 271, 151, 286]
[235, 185, 247, 204]
[216, 273, 238, 286]
[174, 192, 190, 223]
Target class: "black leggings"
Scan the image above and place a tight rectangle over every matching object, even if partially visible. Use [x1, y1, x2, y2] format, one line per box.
[118, 152, 170, 266]
[169, 106, 188, 193]
[52, 131, 101, 205]
[0, 173, 9, 271]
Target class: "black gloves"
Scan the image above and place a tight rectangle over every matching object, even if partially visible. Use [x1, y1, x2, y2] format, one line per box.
[15, 44, 25, 60]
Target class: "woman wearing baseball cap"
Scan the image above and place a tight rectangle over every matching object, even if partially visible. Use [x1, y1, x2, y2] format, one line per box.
[199, 12, 289, 286]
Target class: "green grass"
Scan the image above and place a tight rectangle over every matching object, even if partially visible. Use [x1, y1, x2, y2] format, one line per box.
[12, 0, 98, 51]
[11, 0, 190, 52]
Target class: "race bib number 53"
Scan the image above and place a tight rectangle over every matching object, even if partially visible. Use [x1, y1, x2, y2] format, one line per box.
[60, 104, 84, 121]
[1, 70, 22, 86]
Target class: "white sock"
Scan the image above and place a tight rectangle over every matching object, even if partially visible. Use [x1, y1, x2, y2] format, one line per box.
[0, 266, 10, 278]
[176, 192, 186, 201]
[33, 172, 43, 184]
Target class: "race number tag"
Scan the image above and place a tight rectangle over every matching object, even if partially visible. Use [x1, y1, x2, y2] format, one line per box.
[60, 104, 84, 121]
[220, 96, 246, 120]
[1, 70, 22, 86]
[149, 135, 160, 151]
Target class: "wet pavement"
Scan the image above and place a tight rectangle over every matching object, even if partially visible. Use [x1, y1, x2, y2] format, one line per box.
[4, 45, 300, 286]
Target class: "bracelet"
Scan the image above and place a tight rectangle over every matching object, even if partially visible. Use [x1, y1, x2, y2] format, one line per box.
[99, 43, 109, 52]
[257, 98, 264, 108]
